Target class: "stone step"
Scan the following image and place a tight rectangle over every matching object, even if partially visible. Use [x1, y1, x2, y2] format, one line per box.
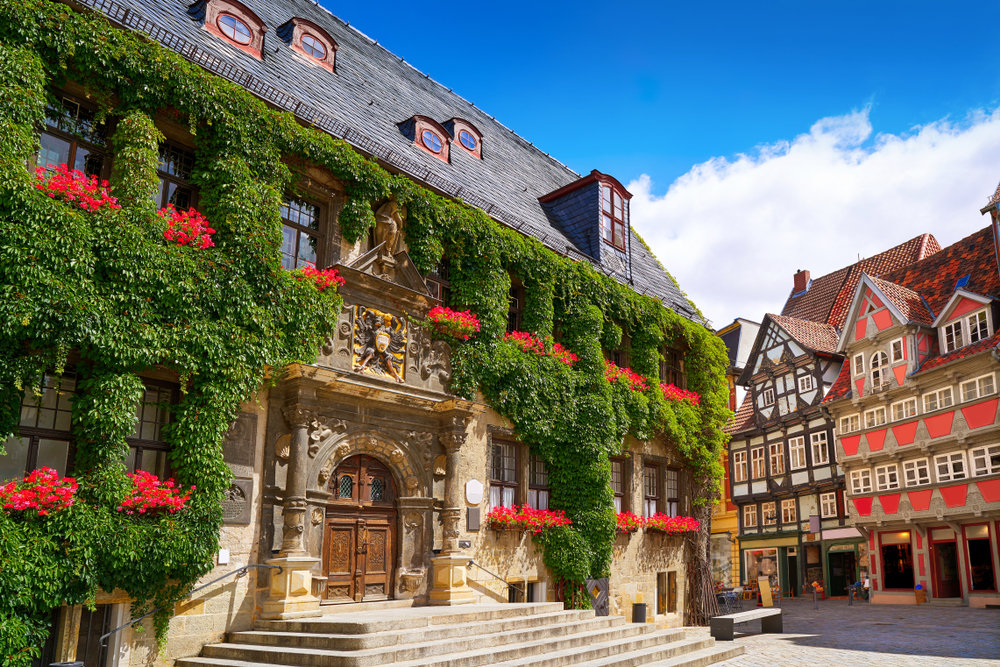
[199, 624, 668, 667]
[318, 599, 417, 615]
[232, 611, 620, 651]
[642, 644, 745, 667]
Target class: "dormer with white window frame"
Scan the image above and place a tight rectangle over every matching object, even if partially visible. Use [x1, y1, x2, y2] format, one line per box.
[539, 170, 632, 268]
[931, 290, 995, 354]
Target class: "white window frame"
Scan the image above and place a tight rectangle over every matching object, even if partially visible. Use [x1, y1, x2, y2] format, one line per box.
[967, 309, 990, 345]
[788, 436, 807, 470]
[923, 387, 954, 413]
[875, 463, 900, 491]
[810, 432, 829, 465]
[970, 444, 1000, 477]
[870, 350, 890, 389]
[890, 337, 904, 363]
[798, 375, 815, 393]
[762, 501, 777, 526]
[820, 491, 837, 518]
[891, 398, 917, 422]
[864, 406, 887, 429]
[934, 451, 967, 482]
[733, 450, 748, 483]
[850, 468, 872, 494]
[839, 414, 860, 434]
[961, 373, 997, 403]
[943, 320, 964, 353]
[781, 498, 796, 524]
[769, 442, 785, 475]
[762, 387, 775, 406]
[853, 353, 864, 376]
[903, 458, 931, 487]
[751, 447, 766, 479]
[743, 504, 757, 527]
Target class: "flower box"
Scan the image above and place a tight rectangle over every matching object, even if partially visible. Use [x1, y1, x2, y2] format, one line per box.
[616, 511, 643, 534]
[643, 513, 701, 535]
[426, 306, 480, 341]
[485, 505, 571, 535]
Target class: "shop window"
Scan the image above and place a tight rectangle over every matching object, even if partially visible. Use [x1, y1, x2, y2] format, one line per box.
[610, 457, 626, 512]
[875, 463, 900, 491]
[923, 387, 954, 412]
[788, 437, 806, 470]
[961, 374, 996, 402]
[745, 547, 778, 586]
[157, 141, 198, 211]
[839, 414, 860, 434]
[891, 398, 917, 421]
[750, 447, 765, 479]
[425, 258, 451, 304]
[643, 464, 659, 517]
[126, 380, 177, 479]
[903, 458, 931, 486]
[970, 445, 1000, 477]
[280, 197, 324, 270]
[881, 542, 915, 589]
[761, 501, 776, 526]
[864, 406, 886, 429]
[490, 441, 517, 508]
[849, 468, 872, 494]
[0, 373, 77, 482]
[966, 525, 996, 591]
[600, 183, 627, 250]
[890, 337, 905, 363]
[810, 432, 829, 465]
[732, 450, 747, 483]
[507, 282, 524, 333]
[934, 451, 967, 482]
[768, 442, 784, 475]
[527, 453, 549, 510]
[38, 95, 109, 179]
[743, 504, 757, 527]
[820, 492, 837, 518]
[780, 498, 796, 524]
[660, 347, 684, 387]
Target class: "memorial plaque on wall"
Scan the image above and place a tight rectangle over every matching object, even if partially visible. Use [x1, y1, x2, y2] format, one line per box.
[223, 412, 257, 477]
[222, 478, 254, 525]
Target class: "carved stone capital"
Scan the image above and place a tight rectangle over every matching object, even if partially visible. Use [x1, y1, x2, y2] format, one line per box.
[282, 406, 315, 429]
[440, 433, 466, 452]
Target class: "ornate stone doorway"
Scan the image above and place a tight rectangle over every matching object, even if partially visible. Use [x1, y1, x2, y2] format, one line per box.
[322, 455, 398, 603]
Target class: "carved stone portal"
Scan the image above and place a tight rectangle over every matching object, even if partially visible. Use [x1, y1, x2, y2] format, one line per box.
[353, 305, 407, 383]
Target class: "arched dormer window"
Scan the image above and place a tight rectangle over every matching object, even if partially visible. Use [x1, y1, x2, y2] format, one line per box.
[444, 118, 483, 159]
[398, 115, 450, 163]
[276, 18, 338, 73]
[189, 0, 266, 59]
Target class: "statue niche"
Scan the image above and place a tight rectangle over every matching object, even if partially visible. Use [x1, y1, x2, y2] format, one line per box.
[353, 305, 407, 383]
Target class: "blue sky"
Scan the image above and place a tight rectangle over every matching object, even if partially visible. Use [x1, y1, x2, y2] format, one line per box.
[324, 1, 1000, 326]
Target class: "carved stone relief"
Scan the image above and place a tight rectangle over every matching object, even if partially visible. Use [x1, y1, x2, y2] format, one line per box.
[222, 478, 254, 525]
[222, 412, 257, 477]
[407, 326, 452, 385]
[353, 305, 407, 383]
[274, 434, 291, 461]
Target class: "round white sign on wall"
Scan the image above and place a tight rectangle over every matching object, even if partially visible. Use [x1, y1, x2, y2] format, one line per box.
[465, 479, 484, 505]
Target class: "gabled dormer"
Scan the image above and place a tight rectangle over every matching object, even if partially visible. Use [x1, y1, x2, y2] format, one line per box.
[539, 170, 631, 272]
[931, 289, 996, 354]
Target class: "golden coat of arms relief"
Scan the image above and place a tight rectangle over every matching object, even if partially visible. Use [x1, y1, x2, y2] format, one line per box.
[352, 305, 407, 383]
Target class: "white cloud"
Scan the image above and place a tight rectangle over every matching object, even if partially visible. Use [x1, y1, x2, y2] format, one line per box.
[629, 107, 1000, 329]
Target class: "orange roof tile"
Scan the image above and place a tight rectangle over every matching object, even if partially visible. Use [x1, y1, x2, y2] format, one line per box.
[867, 275, 934, 325]
[769, 314, 841, 354]
[725, 392, 755, 435]
[822, 358, 853, 404]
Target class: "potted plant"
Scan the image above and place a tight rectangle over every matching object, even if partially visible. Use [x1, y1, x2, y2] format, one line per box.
[643, 513, 701, 535]
[616, 511, 643, 534]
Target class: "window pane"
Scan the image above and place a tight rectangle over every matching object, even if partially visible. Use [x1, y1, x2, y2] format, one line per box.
[38, 133, 71, 171]
[0, 437, 30, 482]
[159, 143, 195, 179]
[502, 486, 514, 508]
[138, 449, 168, 479]
[968, 539, 996, 591]
[613, 496, 622, 512]
[297, 232, 318, 267]
[881, 544, 914, 589]
[74, 146, 104, 178]
[35, 439, 70, 478]
[281, 226, 297, 270]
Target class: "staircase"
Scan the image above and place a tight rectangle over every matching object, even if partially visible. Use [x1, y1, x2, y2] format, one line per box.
[177, 602, 743, 667]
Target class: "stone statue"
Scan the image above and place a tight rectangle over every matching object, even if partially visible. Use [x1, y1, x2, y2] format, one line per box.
[374, 200, 403, 258]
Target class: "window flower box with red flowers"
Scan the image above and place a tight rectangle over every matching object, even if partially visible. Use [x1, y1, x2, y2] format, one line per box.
[661, 383, 700, 405]
[616, 510, 643, 534]
[117, 470, 194, 516]
[605, 361, 649, 392]
[159, 205, 215, 249]
[0, 467, 78, 517]
[293, 265, 345, 291]
[643, 513, 700, 535]
[35, 164, 120, 212]
[486, 505, 572, 535]
[504, 331, 578, 367]
[425, 306, 480, 341]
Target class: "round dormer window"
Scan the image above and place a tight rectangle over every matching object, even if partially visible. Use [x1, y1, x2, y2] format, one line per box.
[422, 130, 443, 154]
[459, 130, 477, 151]
[301, 34, 326, 59]
[218, 14, 252, 45]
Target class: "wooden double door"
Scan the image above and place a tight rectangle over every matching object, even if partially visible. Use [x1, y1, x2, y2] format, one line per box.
[323, 455, 397, 603]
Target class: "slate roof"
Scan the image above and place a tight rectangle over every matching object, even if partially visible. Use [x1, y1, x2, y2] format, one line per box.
[866, 275, 935, 325]
[724, 392, 755, 434]
[781, 233, 940, 328]
[769, 314, 840, 354]
[80, 0, 700, 321]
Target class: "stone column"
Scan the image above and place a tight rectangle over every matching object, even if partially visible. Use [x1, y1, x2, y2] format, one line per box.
[261, 405, 323, 619]
[430, 417, 475, 605]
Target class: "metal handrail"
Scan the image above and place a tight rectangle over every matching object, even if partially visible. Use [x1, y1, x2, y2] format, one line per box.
[99, 563, 282, 647]
[467, 560, 525, 598]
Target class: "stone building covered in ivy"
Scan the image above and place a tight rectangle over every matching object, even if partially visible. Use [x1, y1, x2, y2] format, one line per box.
[0, 1, 731, 666]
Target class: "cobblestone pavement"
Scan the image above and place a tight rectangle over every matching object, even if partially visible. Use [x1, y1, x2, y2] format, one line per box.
[683, 598, 1000, 666]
